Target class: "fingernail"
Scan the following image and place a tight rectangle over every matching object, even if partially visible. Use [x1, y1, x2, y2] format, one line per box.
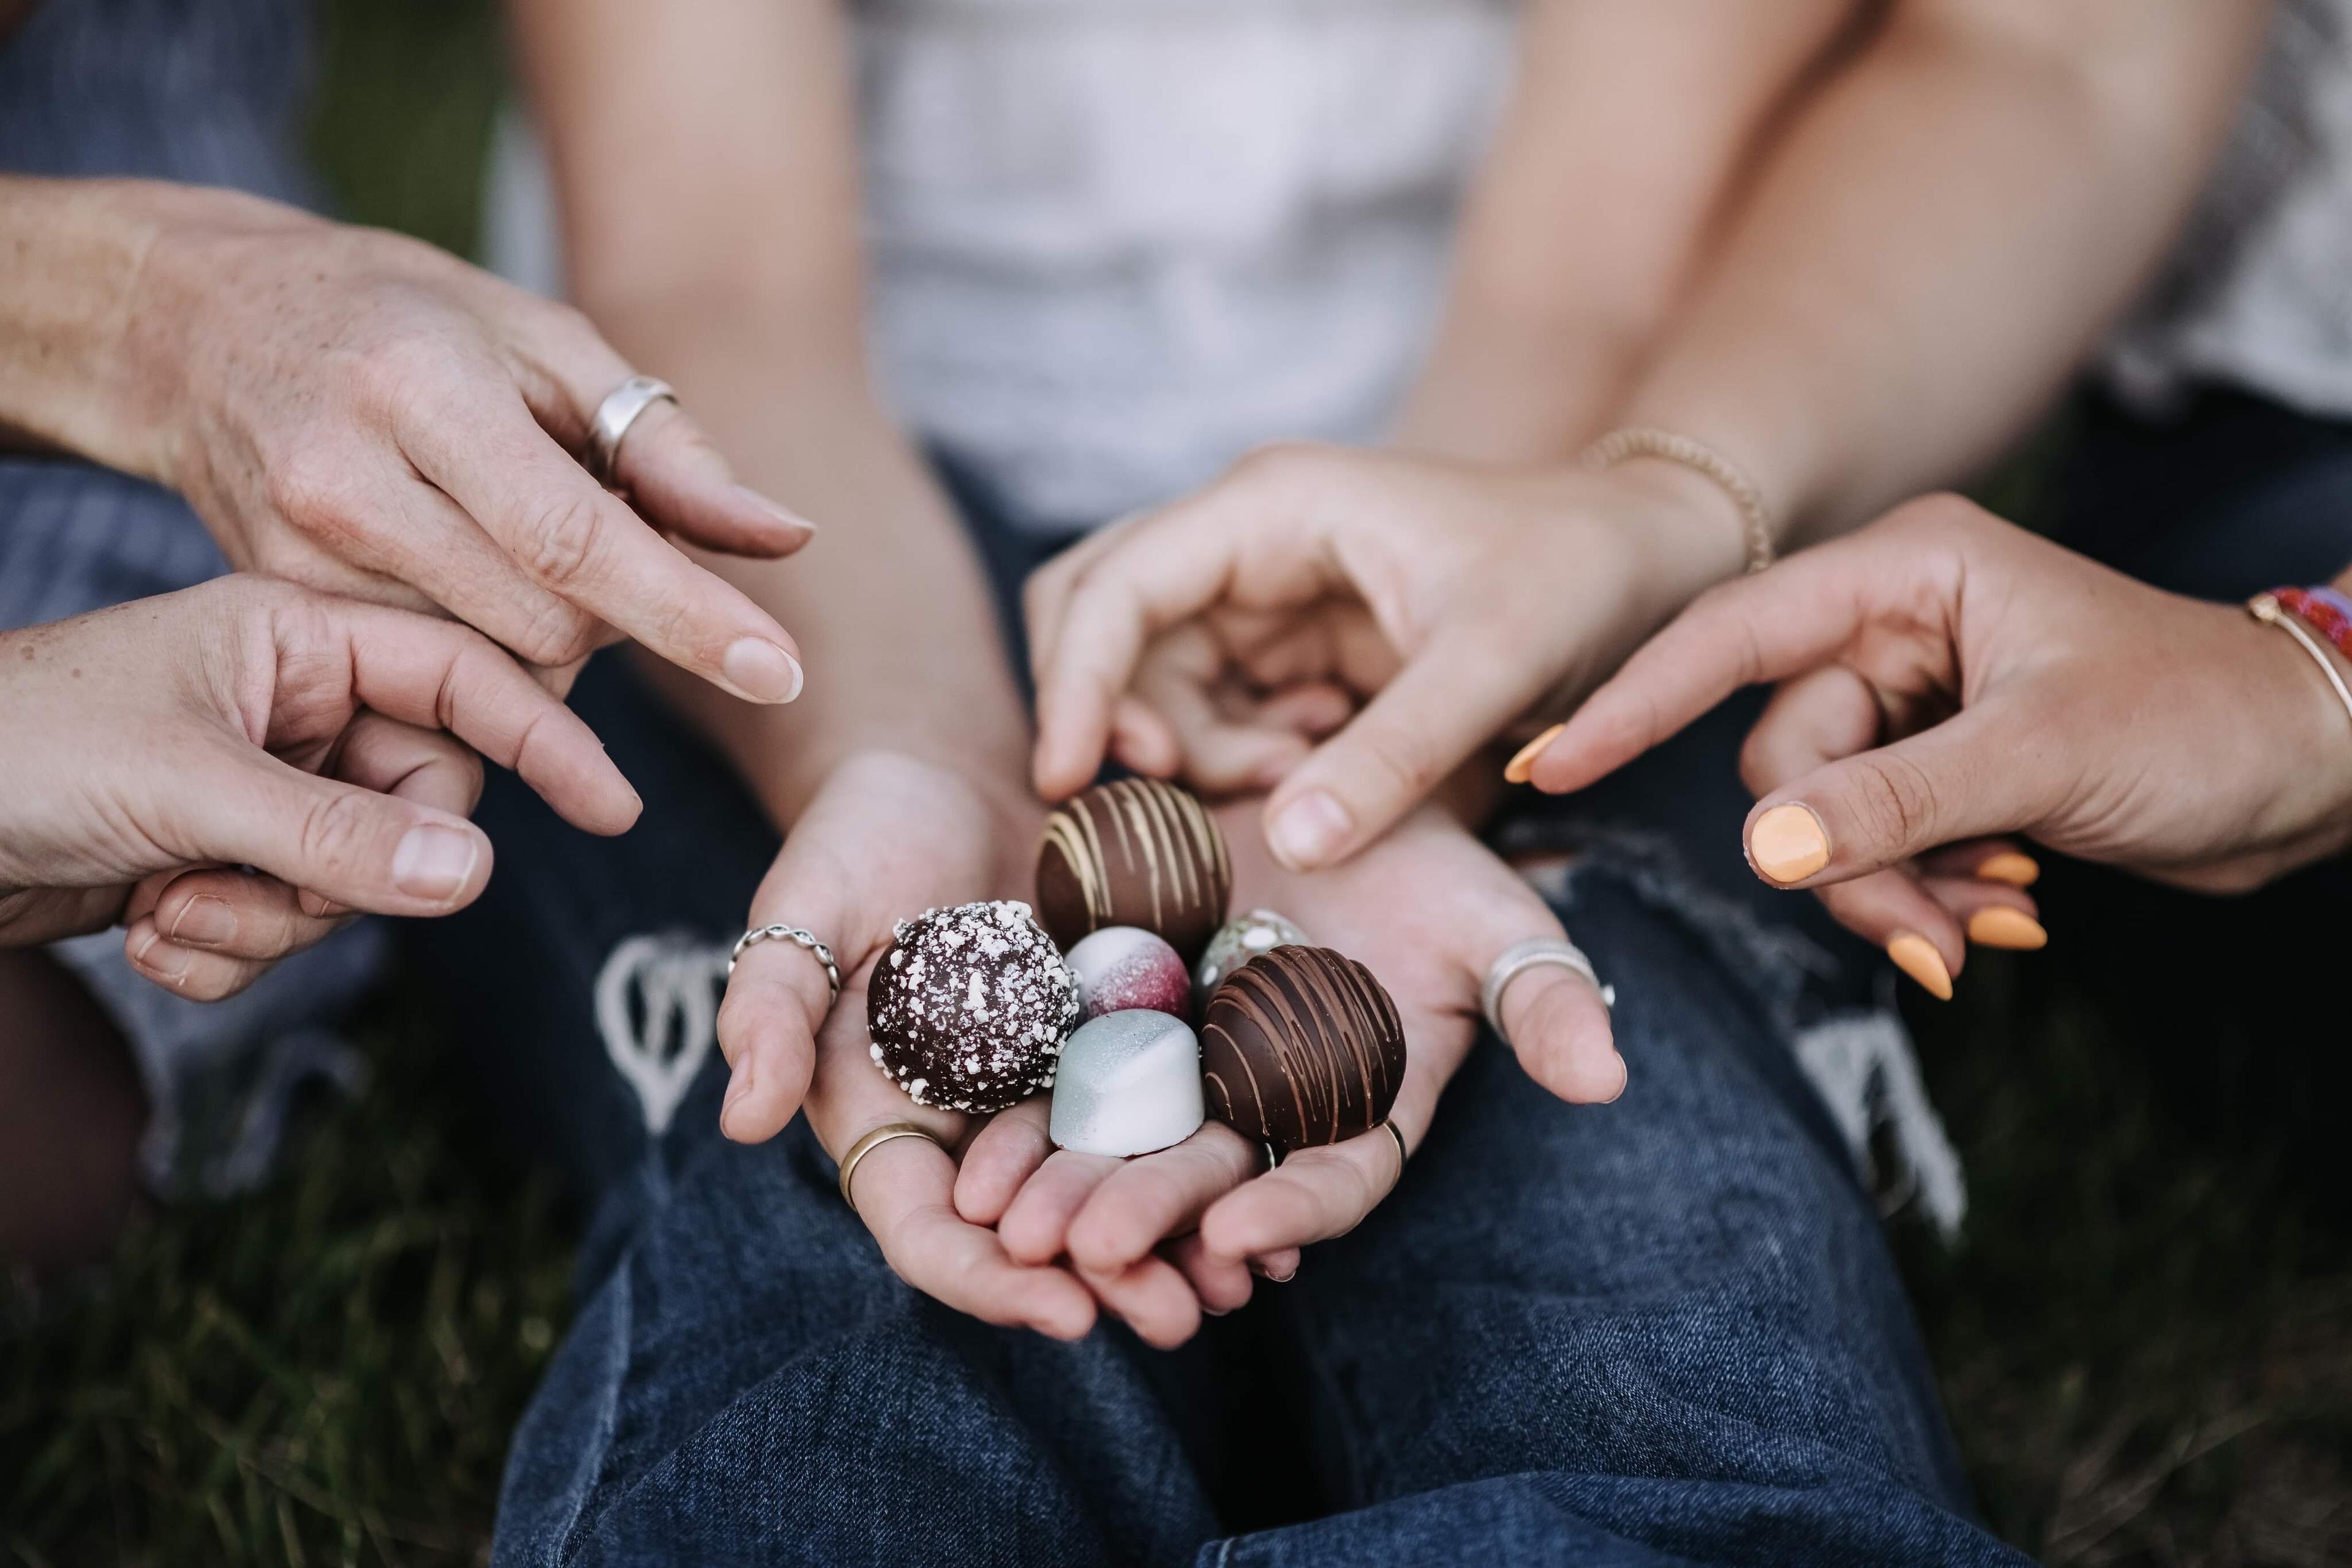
[1966, 907, 2048, 951]
[1267, 791, 1351, 869]
[1975, 851, 2040, 888]
[722, 638, 804, 704]
[392, 823, 480, 903]
[723, 1054, 755, 1110]
[1605, 1054, 1629, 1104]
[1202, 1304, 1232, 1318]
[1502, 723, 1566, 786]
[736, 484, 818, 535]
[1250, 1260, 1298, 1284]
[168, 894, 236, 947]
[1749, 803, 1830, 885]
[130, 927, 190, 984]
[1887, 933, 1954, 1001]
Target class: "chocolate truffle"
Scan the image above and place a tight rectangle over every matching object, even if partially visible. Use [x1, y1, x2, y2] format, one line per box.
[1201, 945, 1405, 1150]
[1066, 925, 1192, 1022]
[1036, 778, 1232, 961]
[1050, 1011, 1205, 1157]
[867, 900, 1077, 1114]
[1193, 908, 1310, 1010]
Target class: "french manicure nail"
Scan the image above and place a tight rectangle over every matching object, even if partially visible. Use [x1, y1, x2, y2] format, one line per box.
[722, 638, 804, 703]
[168, 894, 236, 947]
[1502, 723, 1566, 786]
[392, 823, 480, 903]
[1974, 851, 2040, 888]
[1267, 790, 1351, 869]
[736, 485, 818, 535]
[1966, 907, 2048, 951]
[1887, 933, 1954, 1001]
[1750, 803, 1830, 885]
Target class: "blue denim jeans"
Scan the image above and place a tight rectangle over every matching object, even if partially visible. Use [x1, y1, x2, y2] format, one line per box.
[423, 459, 2016, 1564]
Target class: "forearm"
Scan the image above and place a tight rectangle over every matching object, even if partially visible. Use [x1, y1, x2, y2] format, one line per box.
[1615, 0, 2268, 543]
[517, 0, 1031, 826]
[1395, 0, 1856, 466]
[603, 303, 1031, 827]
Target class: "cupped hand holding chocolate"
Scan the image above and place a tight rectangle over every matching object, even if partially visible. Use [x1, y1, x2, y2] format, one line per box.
[953, 799, 1620, 1348]
[0, 575, 643, 995]
[714, 752, 1098, 1341]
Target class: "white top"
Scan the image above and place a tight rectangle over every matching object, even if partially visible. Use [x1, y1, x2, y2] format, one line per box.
[2106, 0, 2352, 419]
[854, 0, 1517, 528]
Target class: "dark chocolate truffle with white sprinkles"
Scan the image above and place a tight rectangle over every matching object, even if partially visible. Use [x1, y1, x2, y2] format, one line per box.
[867, 900, 1077, 1114]
[1200, 945, 1406, 1150]
[1036, 777, 1232, 962]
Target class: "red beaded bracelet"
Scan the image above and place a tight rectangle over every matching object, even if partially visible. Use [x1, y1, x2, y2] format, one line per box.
[2269, 585, 2352, 664]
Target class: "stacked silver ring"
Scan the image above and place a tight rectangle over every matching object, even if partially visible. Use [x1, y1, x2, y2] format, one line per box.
[1480, 936, 1615, 1045]
[729, 924, 842, 1006]
[587, 374, 678, 486]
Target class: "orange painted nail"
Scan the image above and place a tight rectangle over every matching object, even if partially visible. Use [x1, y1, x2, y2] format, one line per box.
[1749, 803, 1830, 884]
[1887, 933, 1953, 1000]
[1974, 851, 2040, 888]
[1966, 907, 2047, 950]
[1503, 723, 1566, 786]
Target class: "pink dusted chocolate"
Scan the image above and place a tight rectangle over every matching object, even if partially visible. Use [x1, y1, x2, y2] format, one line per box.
[1065, 925, 1192, 1023]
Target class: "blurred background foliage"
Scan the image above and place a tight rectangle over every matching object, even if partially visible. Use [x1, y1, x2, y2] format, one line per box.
[5, 1, 2350, 1563]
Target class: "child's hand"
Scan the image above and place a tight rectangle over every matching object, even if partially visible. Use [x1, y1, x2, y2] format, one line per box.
[951, 801, 1620, 1347]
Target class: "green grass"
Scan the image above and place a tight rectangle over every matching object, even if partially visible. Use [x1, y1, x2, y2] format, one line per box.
[7, 3, 2351, 1562]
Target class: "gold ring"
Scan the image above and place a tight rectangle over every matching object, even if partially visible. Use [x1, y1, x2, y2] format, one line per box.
[837, 1121, 941, 1214]
[1380, 1119, 1409, 1188]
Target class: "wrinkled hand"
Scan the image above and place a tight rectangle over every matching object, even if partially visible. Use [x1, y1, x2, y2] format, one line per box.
[952, 802, 1621, 1348]
[0, 575, 642, 995]
[1026, 443, 1748, 865]
[1526, 496, 2352, 990]
[714, 752, 1098, 1339]
[115, 184, 813, 696]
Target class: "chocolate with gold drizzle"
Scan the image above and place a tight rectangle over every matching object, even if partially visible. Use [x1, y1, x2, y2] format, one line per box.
[1036, 778, 1231, 962]
[1200, 945, 1404, 1149]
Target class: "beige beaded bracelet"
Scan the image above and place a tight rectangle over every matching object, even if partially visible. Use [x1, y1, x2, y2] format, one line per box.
[1582, 426, 1777, 575]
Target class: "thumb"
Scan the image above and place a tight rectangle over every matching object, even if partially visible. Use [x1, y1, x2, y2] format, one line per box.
[1260, 627, 1544, 869]
[1742, 699, 2054, 890]
[174, 744, 495, 917]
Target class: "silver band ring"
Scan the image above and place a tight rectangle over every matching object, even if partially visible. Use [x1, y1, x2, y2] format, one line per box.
[1481, 936, 1615, 1046]
[587, 374, 677, 486]
[729, 924, 842, 1006]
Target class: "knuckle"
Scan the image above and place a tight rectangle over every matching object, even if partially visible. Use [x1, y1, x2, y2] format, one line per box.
[1346, 723, 1439, 807]
[1848, 750, 1943, 855]
[514, 492, 611, 592]
[296, 790, 382, 882]
[363, 330, 476, 419]
[508, 593, 602, 668]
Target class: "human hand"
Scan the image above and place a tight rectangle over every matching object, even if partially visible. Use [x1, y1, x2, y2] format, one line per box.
[1523, 496, 2352, 995]
[714, 752, 1099, 1340]
[89, 183, 814, 697]
[951, 802, 1621, 1348]
[0, 575, 642, 994]
[1025, 443, 1749, 867]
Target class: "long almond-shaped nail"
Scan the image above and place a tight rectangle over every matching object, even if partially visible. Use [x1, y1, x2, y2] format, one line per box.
[722, 638, 804, 703]
[1966, 907, 2048, 950]
[1502, 723, 1565, 786]
[1749, 802, 1830, 884]
[1887, 933, 1953, 1000]
[1975, 851, 2040, 888]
